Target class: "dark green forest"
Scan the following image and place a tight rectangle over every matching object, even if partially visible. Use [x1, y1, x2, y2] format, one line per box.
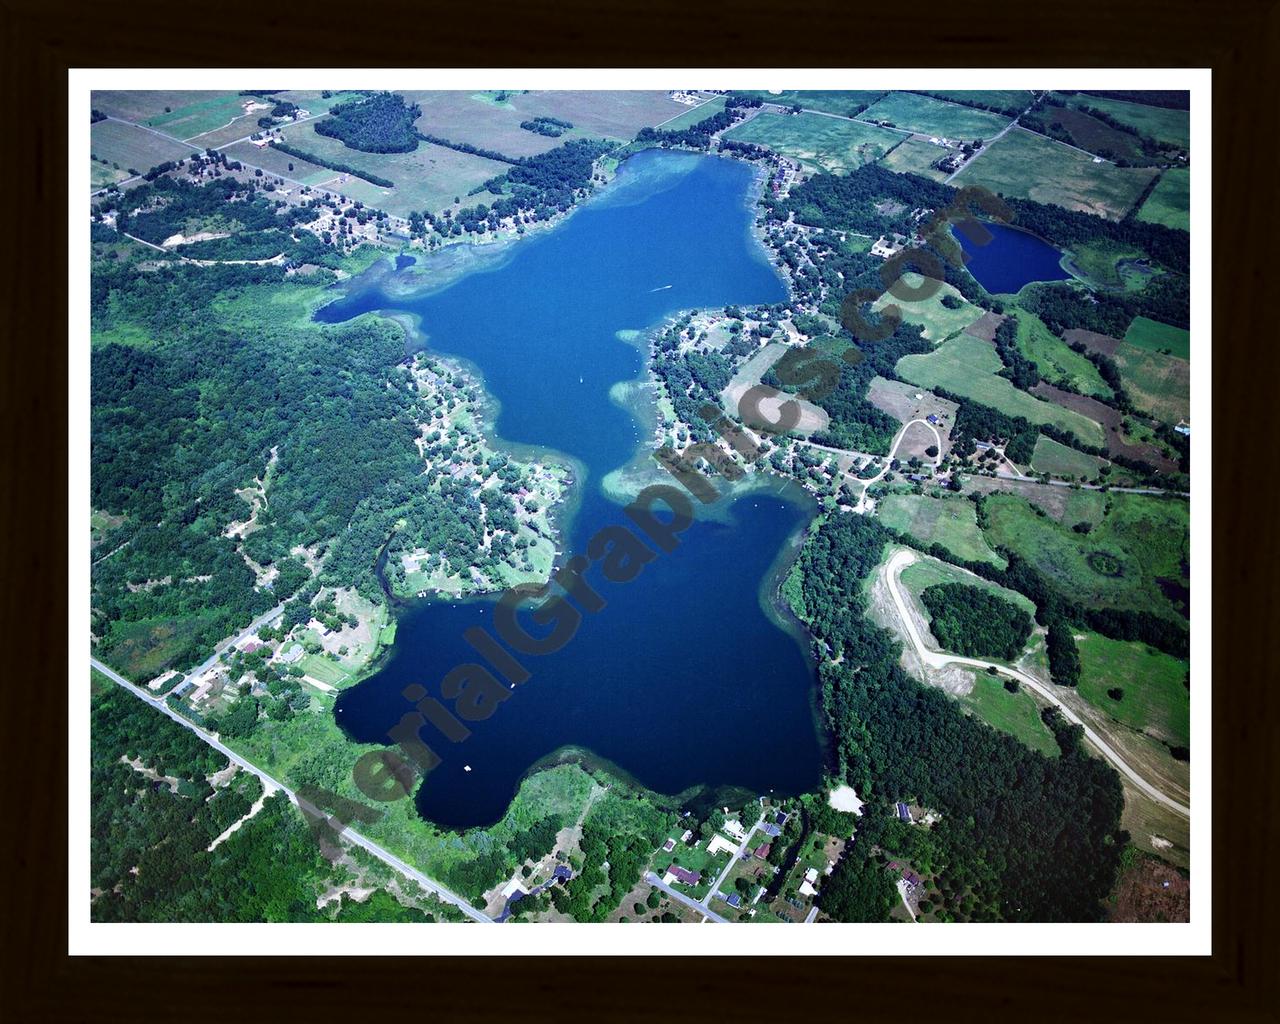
[920, 582, 1033, 661]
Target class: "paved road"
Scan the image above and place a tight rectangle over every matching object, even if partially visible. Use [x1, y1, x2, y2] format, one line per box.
[179, 604, 287, 690]
[644, 873, 727, 923]
[881, 549, 1190, 818]
[701, 810, 766, 907]
[90, 656, 494, 923]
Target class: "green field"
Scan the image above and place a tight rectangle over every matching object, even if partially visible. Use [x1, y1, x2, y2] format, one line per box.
[506, 90, 687, 141]
[722, 111, 904, 173]
[1029, 436, 1107, 481]
[962, 673, 1058, 756]
[273, 122, 512, 217]
[1124, 316, 1191, 359]
[1135, 168, 1190, 231]
[403, 90, 598, 159]
[878, 137, 953, 181]
[1014, 308, 1112, 397]
[896, 333, 1107, 446]
[923, 91, 1037, 116]
[298, 653, 349, 687]
[1077, 633, 1190, 747]
[1065, 238, 1160, 293]
[221, 141, 339, 187]
[871, 272, 984, 342]
[1066, 94, 1190, 150]
[142, 93, 256, 140]
[952, 128, 1157, 221]
[90, 119, 198, 176]
[92, 90, 237, 123]
[980, 491, 1189, 619]
[861, 91, 1012, 139]
[899, 556, 1036, 617]
[737, 90, 888, 117]
[1112, 344, 1190, 424]
[656, 96, 727, 132]
[877, 493, 1006, 566]
[90, 158, 129, 190]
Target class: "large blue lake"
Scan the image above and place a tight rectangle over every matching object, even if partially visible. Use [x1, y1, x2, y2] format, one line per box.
[317, 150, 824, 829]
[954, 220, 1071, 294]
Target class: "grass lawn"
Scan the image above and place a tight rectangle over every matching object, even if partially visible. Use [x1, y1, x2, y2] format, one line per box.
[1112, 344, 1190, 424]
[1135, 169, 1190, 231]
[298, 653, 349, 687]
[1064, 94, 1190, 150]
[953, 128, 1157, 221]
[1029, 435, 1108, 481]
[273, 122, 511, 217]
[722, 111, 904, 174]
[1077, 633, 1190, 747]
[980, 491, 1189, 619]
[878, 137, 953, 181]
[90, 159, 129, 189]
[1013, 307, 1112, 397]
[962, 672, 1059, 756]
[871, 272, 984, 343]
[90, 119, 198, 176]
[1124, 316, 1191, 360]
[861, 91, 1012, 139]
[877, 492, 1005, 566]
[895, 333, 1107, 446]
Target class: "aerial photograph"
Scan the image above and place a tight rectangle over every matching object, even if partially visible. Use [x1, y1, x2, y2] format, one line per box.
[84, 82, 1197, 933]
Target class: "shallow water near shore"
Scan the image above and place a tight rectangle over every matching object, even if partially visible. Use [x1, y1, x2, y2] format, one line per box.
[319, 149, 824, 829]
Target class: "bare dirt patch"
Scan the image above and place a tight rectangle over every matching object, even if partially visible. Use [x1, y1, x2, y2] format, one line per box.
[963, 310, 1007, 343]
[867, 376, 958, 428]
[1109, 854, 1189, 922]
[1062, 327, 1122, 357]
[897, 420, 942, 461]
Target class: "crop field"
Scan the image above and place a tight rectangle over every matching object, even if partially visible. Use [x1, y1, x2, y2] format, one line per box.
[979, 491, 1189, 619]
[1065, 93, 1190, 150]
[1111, 344, 1190, 424]
[221, 141, 340, 188]
[737, 90, 888, 116]
[952, 128, 1157, 220]
[1013, 307, 1112, 396]
[861, 91, 1012, 139]
[961, 672, 1058, 756]
[142, 93, 262, 140]
[877, 493, 1005, 565]
[506, 90, 688, 141]
[1037, 106, 1144, 162]
[655, 95, 727, 131]
[871, 272, 984, 342]
[1135, 168, 1190, 231]
[722, 111, 904, 174]
[1077, 633, 1190, 747]
[1028, 380, 1178, 472]
[92, 90, 238, 123]
[404, 90, 586, 159]
[923, 90, 1037, 116]
[1029, 436, 1107, 481]
[877, 136, 953, 180]
[273, 122, 511, 217]
[90, 119, 198, 176]
[896, 333, 1107, 446]
[1125, 316, 1191, 359]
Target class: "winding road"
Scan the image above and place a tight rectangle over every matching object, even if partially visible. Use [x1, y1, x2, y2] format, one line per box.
[881, 548, 1190, 818]
[90, 656, 494, 923]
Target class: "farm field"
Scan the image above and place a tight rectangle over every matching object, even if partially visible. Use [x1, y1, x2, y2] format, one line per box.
[1076, 633, 1190, 748]
[1027, 380, 1179, 473]
[1029, 436, 1108, 481]
[92, 90, 237, 123]
[722, 111, 904, 174]
[979, 491, 1190, 619]
[896, 333, 1107, 446]
[142, 93, 264, 141]
[871, 272, 984, 342]
[1125, 316, 1191, 359]
[964, 476, 1108, 526]
[404, 90, 587, 159]
[505, 90, 687, 141]
[1036, 105, 1145, 163]
[961, 672, 1059, 756]
[877, 136, 953, 180]
[921, 90, 1037, 116]
[877, 493, 1005, 566]
[861, 91, 1012, 138]
[1135, 169, 1190, 231]
[656, 95, 727, 131]
[90, 119, 198, 176]
[952, 128, 1157, 220]
[736, 90, 888, 116]
[1065, 93, 1190, 150]
[1111, 344, 1190, 424]
[1013, 308, 1112, 397]
[272, 122, 511, 217]
[221, 141, 340, 188]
